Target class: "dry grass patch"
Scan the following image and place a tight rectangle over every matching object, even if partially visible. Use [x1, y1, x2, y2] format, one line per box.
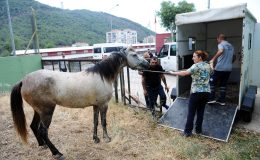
[0, 95, 259, 160]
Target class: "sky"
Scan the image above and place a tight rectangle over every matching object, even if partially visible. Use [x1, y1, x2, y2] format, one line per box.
[35, 0, 259, 33]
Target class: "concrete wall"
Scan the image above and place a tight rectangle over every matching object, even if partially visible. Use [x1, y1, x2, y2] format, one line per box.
[0, 55, 42, 93]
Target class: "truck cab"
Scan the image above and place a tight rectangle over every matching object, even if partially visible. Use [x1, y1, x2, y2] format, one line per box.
[157, 42, 177, 71]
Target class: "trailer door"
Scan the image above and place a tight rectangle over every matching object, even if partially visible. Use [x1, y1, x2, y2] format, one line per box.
[250, 23, 260, 87]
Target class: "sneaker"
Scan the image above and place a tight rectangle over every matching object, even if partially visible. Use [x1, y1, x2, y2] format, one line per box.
[181, 132, 192, 137]
[151, 110, 156, 118]
[195, 128, 202, 134]
[216, 101, 226, 106]
[163, 105, 169, 110]
[207, 100, 216, 104]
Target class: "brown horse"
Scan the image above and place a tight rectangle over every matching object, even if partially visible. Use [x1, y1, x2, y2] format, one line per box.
[10, 47, 149, 159]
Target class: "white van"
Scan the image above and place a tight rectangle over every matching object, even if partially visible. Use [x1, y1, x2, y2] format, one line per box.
[157, 42, 177, 71]
[93, 43, 127, 59]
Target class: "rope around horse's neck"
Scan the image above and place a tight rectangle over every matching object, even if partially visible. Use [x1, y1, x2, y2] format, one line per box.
[140, 70, 170, 74]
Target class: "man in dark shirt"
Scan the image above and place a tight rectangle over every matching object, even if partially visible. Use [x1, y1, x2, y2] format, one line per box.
[142, 57, 168, 118]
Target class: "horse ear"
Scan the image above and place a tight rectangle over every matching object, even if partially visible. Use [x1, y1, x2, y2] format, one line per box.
[125, 46, 134, 52]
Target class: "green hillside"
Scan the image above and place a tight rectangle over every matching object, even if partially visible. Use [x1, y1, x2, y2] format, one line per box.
[0, 0, 154, 56]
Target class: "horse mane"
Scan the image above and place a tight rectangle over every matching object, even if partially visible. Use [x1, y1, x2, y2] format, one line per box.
[86, 52, 125, 82]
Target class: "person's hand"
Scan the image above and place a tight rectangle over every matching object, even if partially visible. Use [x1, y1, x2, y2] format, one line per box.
[210, 63, 214, 70]
[165, 86, 169, 93]
[209, 60, 214, 70]
[168, 71, 175, 75]
[144, 89, 148, 96]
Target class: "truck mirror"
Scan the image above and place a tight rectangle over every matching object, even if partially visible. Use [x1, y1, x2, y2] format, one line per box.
[188, 37, 196, 51]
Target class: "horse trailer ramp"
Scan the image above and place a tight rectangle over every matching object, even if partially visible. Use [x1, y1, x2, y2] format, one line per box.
[159, 98, 238, 142]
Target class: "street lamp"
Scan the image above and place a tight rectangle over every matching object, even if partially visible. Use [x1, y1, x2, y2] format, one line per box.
[109, 4, 119, 43]
[109, 4, 119, 31]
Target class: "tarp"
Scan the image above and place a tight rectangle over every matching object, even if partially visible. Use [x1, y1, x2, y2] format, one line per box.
[176, 3, 250, 25]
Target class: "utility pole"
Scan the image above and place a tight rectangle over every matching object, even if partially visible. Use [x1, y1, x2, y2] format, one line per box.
[110, 4, 119, 31]
[6, 0, 16, 56]
[108, 4, 119, 43]
[208, 0, 210, 9]
[31, 7, 39, 54]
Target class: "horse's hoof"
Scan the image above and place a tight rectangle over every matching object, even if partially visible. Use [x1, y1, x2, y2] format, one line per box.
[94, 137, 100, 143]
[53, 153, 64, 160]
[104, 137, 111, 143]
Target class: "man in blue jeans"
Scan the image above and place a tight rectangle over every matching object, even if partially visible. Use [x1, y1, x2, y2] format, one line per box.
[142, 57, 169, 117]
[140, 52, 169, 110]
[208, 33, 234, 105]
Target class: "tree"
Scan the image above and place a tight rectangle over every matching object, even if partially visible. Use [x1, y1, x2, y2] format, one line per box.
[44, 41, 55, 48]
[157, 1, 195, 31]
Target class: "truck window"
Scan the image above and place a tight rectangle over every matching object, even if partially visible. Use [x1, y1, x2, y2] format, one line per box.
[158, 44, 169, 58]
[94, 48, 101, 53]
[170, 45, 176, 56]
[104, 47, 122, 53]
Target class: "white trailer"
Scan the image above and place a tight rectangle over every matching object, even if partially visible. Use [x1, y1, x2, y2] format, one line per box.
[160, 4, 259, 141]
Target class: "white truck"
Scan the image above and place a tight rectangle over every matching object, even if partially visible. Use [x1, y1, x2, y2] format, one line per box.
[93, 43, 126, 59]
[157, 42, 177, 71]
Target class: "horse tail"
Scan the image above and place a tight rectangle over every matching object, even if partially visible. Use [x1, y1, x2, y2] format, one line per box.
[10, 81, 28, 143]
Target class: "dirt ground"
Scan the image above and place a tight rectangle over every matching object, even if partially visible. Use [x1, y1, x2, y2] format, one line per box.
[1, 95, 259, 160]
[0, 94, 180, 160]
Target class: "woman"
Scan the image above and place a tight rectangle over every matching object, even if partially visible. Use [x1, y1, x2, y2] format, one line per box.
[169, 50, 211, 137]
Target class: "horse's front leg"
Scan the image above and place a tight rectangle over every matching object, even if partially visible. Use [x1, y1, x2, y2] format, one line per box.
[93, 106, 100, 143]
[100, 104, 111, 143]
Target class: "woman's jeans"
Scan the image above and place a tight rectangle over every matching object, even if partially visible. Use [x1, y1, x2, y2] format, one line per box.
[184, 92, 209, 134]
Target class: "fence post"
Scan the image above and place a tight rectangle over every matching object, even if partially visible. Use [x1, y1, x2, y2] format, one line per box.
[41, 60, 44, 69]
[119, 69, 126, 105]
[79, 61, 82, 71]
[114, 77, 118, 103]
[126, 67, 131, 104]
[52, 61, 55, 70]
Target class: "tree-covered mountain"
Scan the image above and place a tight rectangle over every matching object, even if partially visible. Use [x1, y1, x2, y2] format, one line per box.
[0, 0, 154, 56]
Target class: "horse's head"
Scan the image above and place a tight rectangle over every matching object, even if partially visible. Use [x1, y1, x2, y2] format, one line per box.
[122, 47, 149, 70]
